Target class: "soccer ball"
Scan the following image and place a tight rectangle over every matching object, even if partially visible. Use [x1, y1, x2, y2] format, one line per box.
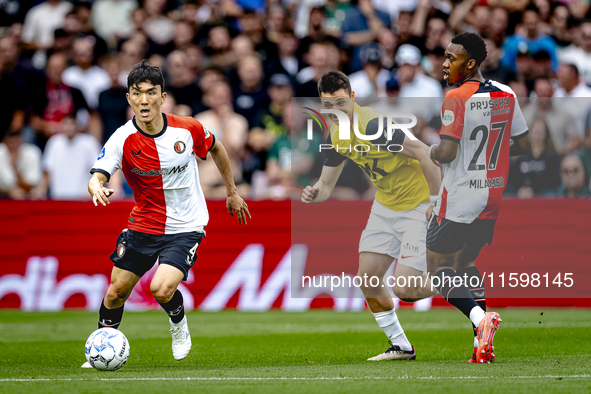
[84, 328, 130, 371]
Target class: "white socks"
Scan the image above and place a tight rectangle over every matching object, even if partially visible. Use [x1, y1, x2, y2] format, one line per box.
[469, 306, 486, 327]
[372, 308, 412, 351]
[474, 336, 479, 347]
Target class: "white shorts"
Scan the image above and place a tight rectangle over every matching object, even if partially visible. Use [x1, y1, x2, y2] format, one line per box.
[359, 200, 429, 274]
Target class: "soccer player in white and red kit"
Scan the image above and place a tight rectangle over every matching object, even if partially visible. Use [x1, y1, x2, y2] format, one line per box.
[84, 60, 250, 366]
[427, 33, 529, 364]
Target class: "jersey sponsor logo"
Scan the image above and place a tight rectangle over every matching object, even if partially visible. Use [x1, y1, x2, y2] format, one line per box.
[117, 243, 126, 257]
[442, 110, 454, 126]
[469, 177, 505, 189]
[469, 97, 510, 111]
[98, 147, 105, 160]
[174, 141, 186, 154]
[131, 162, 190, 177]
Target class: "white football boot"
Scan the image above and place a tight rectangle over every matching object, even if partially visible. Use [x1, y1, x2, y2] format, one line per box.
[81, 361, 93, 368]
[367, 341, 416, 361]
[170, 315, 192, 360]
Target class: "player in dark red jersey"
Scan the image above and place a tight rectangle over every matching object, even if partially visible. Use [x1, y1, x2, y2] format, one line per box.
[427, 33, 529, 364]
[82, 60, 250, 367]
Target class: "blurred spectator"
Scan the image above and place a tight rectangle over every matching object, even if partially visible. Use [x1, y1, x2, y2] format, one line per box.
[0, 0, 33, 27]
[31, 52, 90, 149]
[164, 50, 203, 115]
[118, 37, 148, 86]
[206, 25, 234, 69]
[98, 56, 129, 144]
[239, 10, 279, 67]
[73, 3, 108, 60]
[342, 0, 390, 72]
[549, 3, 572, 48]
[560, 21, 591, 85]
[424, 46, 446, 87]
[295, 40, 338, 97]
[349, 42, 391, 97]
[277, 29, 300, 77]
[488, 7, 509, 48]
[194, 81, 249, 199]
[21, 0, 73, 52]
[62, 36, 111, 110]
[256, 105, 293, 200]
[0, 35, 43, 139]
[143, 0, 175, 47]
[377, 28, 397, 70]
[233, 55, 269, 127]
[501, 4, 558, 73]
[250, 73, 292, 150]
[523, 78, 580, 155]
[0, 130, 42, 199]
[396, 44, 442, 121]
[553, 63, 591, 138]
[196, 65, 226, 112]
[580, 122, 591, 180]
[507, 118, 561, 198]
[550, 154, 591, 197]
[92, 0, 138, 44]
[171, 20, 197, 52]
[33, 115, 101, 200]
[266, 3, 290, 43]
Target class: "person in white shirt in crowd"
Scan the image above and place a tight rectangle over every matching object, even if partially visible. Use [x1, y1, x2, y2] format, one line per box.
[0, 130, 42, 199]
[62, 36, 112, 110]
[396, 44, 443, 122]
[21, 0, 73, 51]
[92, 0, 138, 43]
[33, 115, 101, 200]
[349, 42, 392, 98]
[559, 21, 591, 86]
[553, 62, 591, 138]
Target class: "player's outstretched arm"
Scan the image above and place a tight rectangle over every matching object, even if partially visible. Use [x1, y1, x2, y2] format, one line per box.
[301, 162, 344, 204]
[399, 138, 442, 197]
[88, 172, 114, 207]
[209, 139, 251, 225]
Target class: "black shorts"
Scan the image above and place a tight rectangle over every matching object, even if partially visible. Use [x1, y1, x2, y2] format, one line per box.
[426, 214, 496, 255]
[109, 229, 205, 281]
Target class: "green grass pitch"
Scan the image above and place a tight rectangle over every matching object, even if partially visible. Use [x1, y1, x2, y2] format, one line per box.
[0, 308, 590, 393]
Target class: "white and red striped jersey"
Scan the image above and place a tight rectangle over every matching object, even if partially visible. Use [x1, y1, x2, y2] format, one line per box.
[91, 113, 216, 235]
[434, 80, 529, 224]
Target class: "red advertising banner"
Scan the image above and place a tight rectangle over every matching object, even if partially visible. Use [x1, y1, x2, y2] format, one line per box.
[0, 199, 589, 311]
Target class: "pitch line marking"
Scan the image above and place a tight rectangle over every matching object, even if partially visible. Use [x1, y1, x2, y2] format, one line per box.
[1, 375, 590, 382]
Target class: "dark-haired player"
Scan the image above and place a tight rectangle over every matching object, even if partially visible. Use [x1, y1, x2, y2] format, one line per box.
[302, 71, 442, 360]
[82, 60, 250, 367]
[428, 33, 529, 363]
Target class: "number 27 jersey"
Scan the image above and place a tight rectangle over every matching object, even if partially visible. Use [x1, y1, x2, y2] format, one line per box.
[434, 80, 529, 224]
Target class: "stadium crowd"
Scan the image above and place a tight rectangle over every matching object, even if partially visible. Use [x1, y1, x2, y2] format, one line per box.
[1, 0, 591, 200]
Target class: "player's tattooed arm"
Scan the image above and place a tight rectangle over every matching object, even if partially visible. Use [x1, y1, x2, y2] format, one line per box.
[209, 138, 251, 224]
[88, 172, 114, 207]
[429, 138, 459, 164]
[301, 161, 345, 204]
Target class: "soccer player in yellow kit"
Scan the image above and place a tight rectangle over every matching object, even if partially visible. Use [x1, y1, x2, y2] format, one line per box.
[301, 71, 441, 360]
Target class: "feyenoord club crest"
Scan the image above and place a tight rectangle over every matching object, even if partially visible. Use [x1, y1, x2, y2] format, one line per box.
[174, 141, 186, 154]
[117, 243, 126, 257]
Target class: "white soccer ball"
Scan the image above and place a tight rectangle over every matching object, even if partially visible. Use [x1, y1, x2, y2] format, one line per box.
[84, 328, 130, 371]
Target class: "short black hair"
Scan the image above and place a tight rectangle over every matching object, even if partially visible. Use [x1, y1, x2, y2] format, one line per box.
[127, 59, 165, 92]
[317, 71, 351, 96]
[451, 32, 487, 66]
